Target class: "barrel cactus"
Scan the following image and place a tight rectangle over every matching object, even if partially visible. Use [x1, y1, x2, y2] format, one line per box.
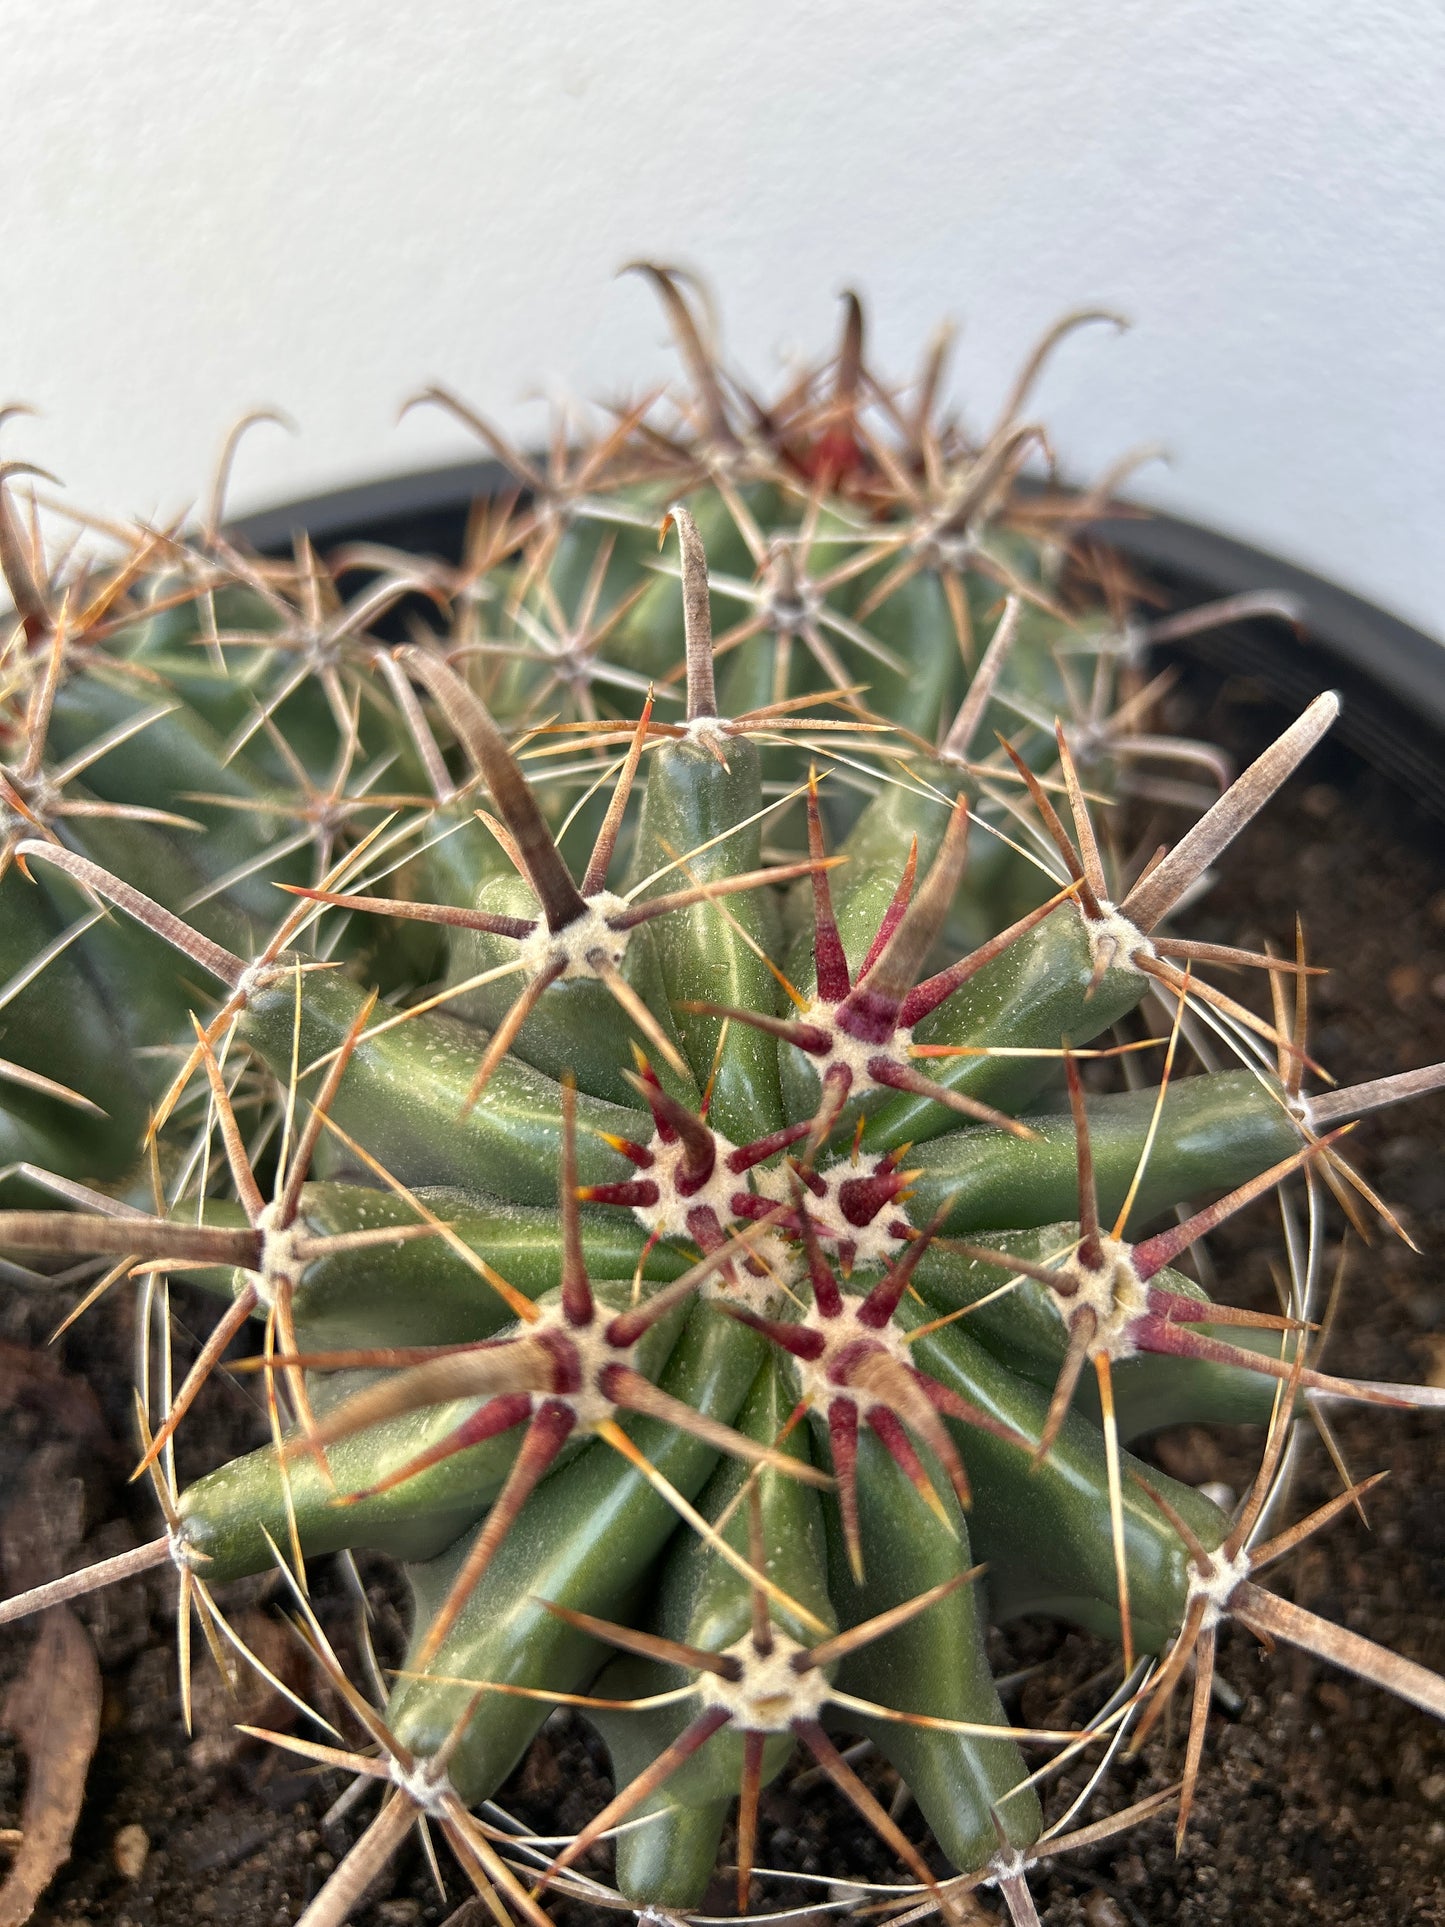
[1, 271, 1442, 1925]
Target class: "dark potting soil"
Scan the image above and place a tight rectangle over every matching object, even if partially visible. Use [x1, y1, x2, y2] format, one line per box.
[1, 652, 1443, 1927]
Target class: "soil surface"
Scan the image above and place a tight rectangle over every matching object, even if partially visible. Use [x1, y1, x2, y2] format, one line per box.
[2, 652, 1443, 1927]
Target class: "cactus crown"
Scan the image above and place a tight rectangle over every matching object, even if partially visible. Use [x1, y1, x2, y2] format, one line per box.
[1, 271, 1443, 1925]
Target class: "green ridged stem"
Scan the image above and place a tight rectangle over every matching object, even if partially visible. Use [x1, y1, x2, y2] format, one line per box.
[178, 1393, 525, 1581]
[0, 1103, 94, 1203]
[861, 909, 1150, 1147]
[45, 672, 300, 925]
[581, 1731, 728, 1913]
[0, 876, 150, 1181]
[589, 1353, 834, 1843]
[171, 1185, 688, 1337]
[851, 566, 963, 742]
[288, 1184, 686, 1346]
[412, 801, 515, 914]
[387, 1301, 765, 1799]
[905, 1069, 1300, 1235]
[36, 808, 264, 1043]
[624, 732, 785, 1141]
[238, 964, 647, 1202]
[823, 1426, 1041, 1869]
[898, 1299, 1229, 1648]
[123, 579, 286, 737]
[177, 1284, 689, 1583]
[911, 1229, 1288, 1436]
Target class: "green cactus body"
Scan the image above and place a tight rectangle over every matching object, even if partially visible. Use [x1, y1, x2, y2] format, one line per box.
[2, 281, 1441, 1926]
[625, 727, 787, 1138]
[388, 1301, 766, 1793]
[587, 1356, 838, 1842]
[823, 1425, 1042, 1871]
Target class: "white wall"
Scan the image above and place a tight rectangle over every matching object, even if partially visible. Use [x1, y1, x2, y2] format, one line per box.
[7, 1, 1441, 636]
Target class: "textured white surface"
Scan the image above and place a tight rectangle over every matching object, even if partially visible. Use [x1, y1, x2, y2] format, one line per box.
[7, 1, 1441, 635]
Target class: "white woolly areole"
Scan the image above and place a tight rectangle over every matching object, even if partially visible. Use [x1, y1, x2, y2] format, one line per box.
[627, 1124, 800, 1307]
[1, 774, 59, 838]
[629, 1127, 745, 1246]
[834, 1210, 910, 1272]
[390, 1754, 453, 1817]
[792, 1299, 913, 1410]
[798, 1000, 897, 1099]
[1085, 902, 1151, 980]
[682, 714, 734, 749]
[234, 956, 281, 1006]
[517, 891, 630, 982]
[504, 1294, 643, 1433]
[1185, 1541, 1252, 1632]
[695, 1630, 829, 1732]
[538, 1302, 642, 1428]
[1044, 1234, 1150, 1362]
[752, 1153, 912, 1270]
[987, 1847, 1031, 1889]
[236, 947, 327, 1005]
[167, 1522, 204, 1573]
[251, 1201, 308, 1309]
[913, 523, 976, 574]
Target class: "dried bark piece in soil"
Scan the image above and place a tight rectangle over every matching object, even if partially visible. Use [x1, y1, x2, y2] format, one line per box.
[0, 1608, 102, 1927]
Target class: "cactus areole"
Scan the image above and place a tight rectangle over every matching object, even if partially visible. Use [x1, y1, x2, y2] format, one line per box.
[1, 275, 1443, 1925]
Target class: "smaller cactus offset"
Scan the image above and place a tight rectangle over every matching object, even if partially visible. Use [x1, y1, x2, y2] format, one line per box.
[2, 272, 1444, 1925]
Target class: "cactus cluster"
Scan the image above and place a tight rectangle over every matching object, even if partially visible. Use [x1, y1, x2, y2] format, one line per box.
[2, 272, 1443, 1925]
